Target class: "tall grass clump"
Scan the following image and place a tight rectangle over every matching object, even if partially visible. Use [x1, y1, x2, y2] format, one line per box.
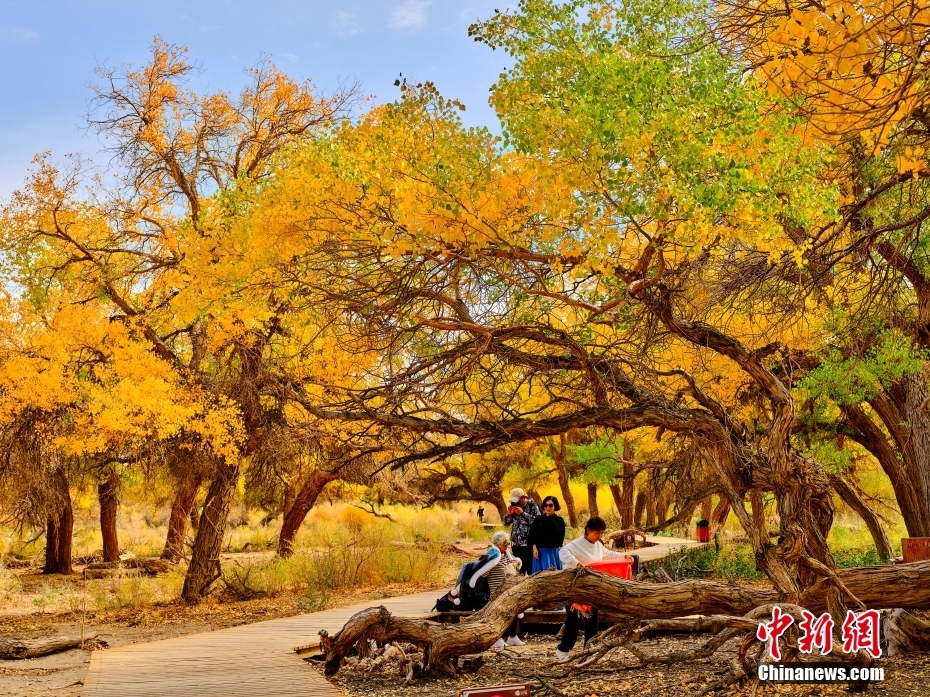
[221, 504, 454, 603]
[0, 562, 21, 601]
[649, 542, 766, 582]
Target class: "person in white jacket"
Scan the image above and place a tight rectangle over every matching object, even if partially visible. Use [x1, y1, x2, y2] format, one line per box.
[555, 517, 632, 660]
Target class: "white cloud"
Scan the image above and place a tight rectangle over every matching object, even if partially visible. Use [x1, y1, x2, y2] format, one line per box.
[334, 10, 360, 36]
[389, 0, 431, 30]
[0, 27, 39, 43]
[282, 52, 299, 63]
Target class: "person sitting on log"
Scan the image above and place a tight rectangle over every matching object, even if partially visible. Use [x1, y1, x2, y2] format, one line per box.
[555, 516, 633, 660]
[447, 531, 524, 648]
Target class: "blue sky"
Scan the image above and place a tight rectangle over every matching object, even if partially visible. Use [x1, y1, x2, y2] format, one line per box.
[0, 0, 510, 198]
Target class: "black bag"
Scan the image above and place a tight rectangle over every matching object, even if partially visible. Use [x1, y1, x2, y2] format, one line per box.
[456, 559, 491, 611]
[432, 594, 458, 612]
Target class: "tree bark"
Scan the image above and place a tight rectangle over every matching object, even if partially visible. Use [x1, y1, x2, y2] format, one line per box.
[843, 401, 930, 537]
[323, 562, 930, 675]
[645, 471, 658, 527]
[634, 490, 647, 527]
[43, 467, 73, 575]
[0, 634, 100, 659]
[489, 497, 508, 520]
[900, 368, 930, 534]
[43, 517, 58, 574]
[278, 469, 339, 557]
[549, 434, 579, 527]
[830, 474, 895, 560]
[655, 488, 671, 529]
[587, 482, 599, 519]
[609, 483, 624, 521]
[98, 469, 120, 563]
[710, 498, 730, 535]
[700, 497, 712, 521]
[181, 463, 239, 602]
[620, 442, 635, 528]
[882, 608, 930, 655]
[161, 472, 203, 562]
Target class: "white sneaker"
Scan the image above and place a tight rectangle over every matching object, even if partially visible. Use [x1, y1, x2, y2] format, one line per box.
[492, 638, 507, 649]
[555, 648, 570, 661]
[506, 636, 525, 646]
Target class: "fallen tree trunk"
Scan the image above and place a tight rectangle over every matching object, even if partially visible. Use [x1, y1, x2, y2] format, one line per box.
[322, 561, 930, 675]
[0, 633, 99, 659]
[83, 557, 172, 579]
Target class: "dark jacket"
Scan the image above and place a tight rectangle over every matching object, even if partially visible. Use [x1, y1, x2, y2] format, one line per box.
[502, 498, 540, 546]
[527, 513, 566, 549]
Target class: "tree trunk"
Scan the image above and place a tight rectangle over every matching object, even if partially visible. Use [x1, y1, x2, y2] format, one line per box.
[322, 561, 930, 676]
[43, 467, 73, 575]
[0, 634, 100, 660]
[830, 474, 895, 560]
[278, 470, 339, 557]
[900, 368, 930, 534]
[620, 443, 635, 528]
[489, 495, 508, 520]
[846, 373, 930, 538]
[700, 497, 712, 522]
[282, 482, 295, 518]
[634, 490, 647, 527]
[550, 434, 578, 527]
[882, 608, 930, 655]
[645, 471, 658, 527]
[709, 498, 730, 535]
[181, 463, 239, 602]
[654, 488, 671, 529]
[587, 482, 599, 519]
[161, 472, 203, 562]
[608, 483, 624, 521]
[44, 517, 58, 574]
[98, 469, 120, 562]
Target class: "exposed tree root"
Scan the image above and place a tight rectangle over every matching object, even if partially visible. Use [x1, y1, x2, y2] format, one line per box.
[321, 562, 930, 677]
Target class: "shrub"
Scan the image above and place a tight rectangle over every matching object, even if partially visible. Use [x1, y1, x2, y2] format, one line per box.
[0, 563, 21, 601]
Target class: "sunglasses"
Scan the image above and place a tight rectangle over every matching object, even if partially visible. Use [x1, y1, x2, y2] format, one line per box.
[544, 503, 555, 508]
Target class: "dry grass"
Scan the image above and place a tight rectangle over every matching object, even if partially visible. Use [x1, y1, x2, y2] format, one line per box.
[0, 501, 477, 618]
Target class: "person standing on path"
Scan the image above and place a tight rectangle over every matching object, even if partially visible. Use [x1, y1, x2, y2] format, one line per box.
[502, 487, 539, 575]
[477, 505, 485, 523]
[528, 495, 566, 573]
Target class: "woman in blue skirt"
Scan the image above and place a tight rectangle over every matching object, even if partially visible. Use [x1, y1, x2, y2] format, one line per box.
[528, 495, 566, 573]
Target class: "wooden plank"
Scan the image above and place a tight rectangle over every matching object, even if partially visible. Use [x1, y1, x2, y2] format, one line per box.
[83, 590, 441, 697]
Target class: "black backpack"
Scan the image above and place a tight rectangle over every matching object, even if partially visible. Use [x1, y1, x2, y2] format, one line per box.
[455, 558, 492, 611]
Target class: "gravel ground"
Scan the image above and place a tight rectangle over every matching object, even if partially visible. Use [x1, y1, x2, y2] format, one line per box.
[319, 632, 930, 697]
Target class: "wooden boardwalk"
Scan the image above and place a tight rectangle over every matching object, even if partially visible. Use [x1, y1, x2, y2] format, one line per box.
[82, 536, 704, 696]
[82, 590, 441, 697]
[634, 535, 706, 563]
